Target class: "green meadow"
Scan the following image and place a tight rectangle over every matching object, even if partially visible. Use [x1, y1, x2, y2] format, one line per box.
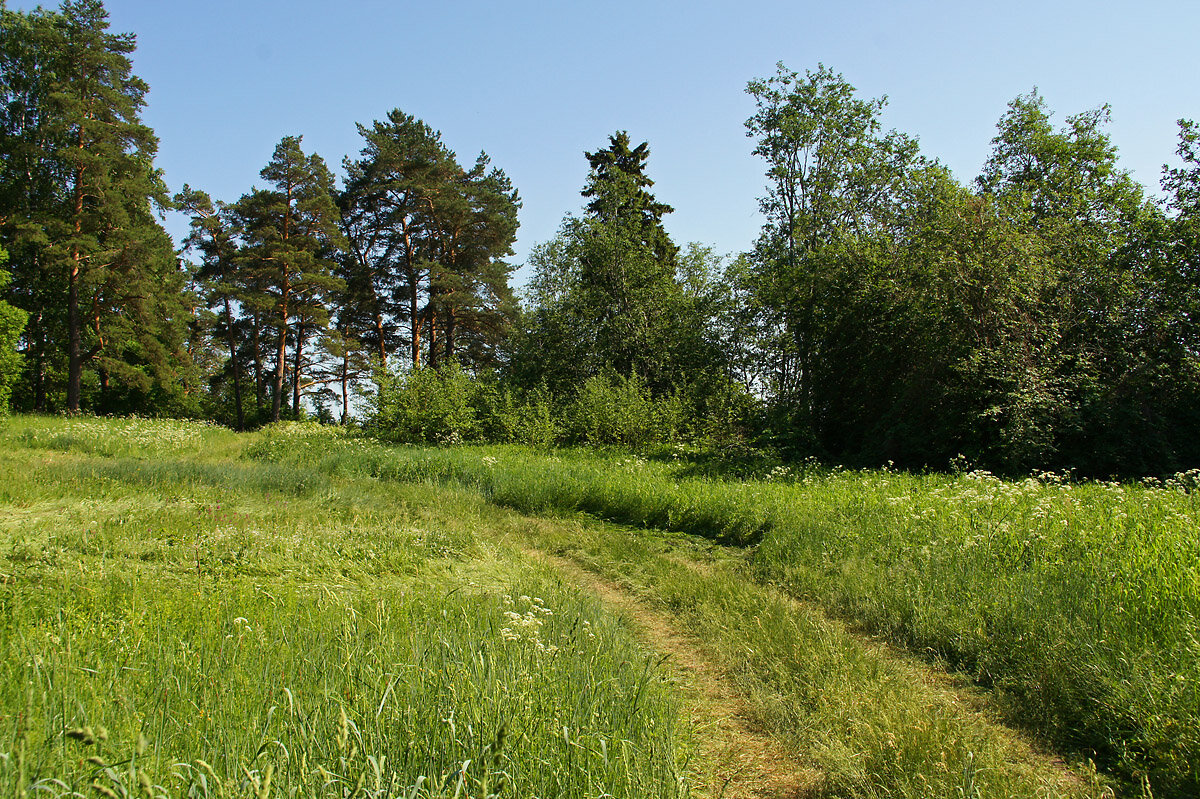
[0, 417, 687, 799]
[2, 416, 1197, 797]
[249, 426, 1200, 795]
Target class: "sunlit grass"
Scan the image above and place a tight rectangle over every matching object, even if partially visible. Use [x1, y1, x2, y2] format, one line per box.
[0, 417, 690, 799]
[7, 416, 1194, 796]
[249, 426, 1199, 795]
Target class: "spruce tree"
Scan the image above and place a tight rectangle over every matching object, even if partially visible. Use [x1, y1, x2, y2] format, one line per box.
[582, 131, 677, 267]
[517, 132, 719, 395]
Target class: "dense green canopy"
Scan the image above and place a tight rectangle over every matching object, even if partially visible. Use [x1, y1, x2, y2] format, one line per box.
[1, 4, 1197, 476]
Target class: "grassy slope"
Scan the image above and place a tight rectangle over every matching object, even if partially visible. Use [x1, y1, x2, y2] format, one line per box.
[251, 432, 1197, 797]
[4, 417, 1187, 798]
[0, 417, 688, 799]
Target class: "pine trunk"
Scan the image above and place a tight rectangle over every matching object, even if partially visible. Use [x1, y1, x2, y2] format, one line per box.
[292, 317, 305, 415]
[271, 180, 294, 422]
[410, 277, 421, 368]
[340, 352, 350, 425]
[271, 287, 289, 422]
[427, 309, 438, 369]
[251, 313, 265, 414]
[224, 297, 245, 430]
[375, 310, 387, 366]
[67, 159, 84, 413]
[31, 314, 46, 411]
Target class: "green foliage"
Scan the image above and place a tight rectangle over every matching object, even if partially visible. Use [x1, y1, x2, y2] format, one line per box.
[0, 0, 192, 415]
[0, 247, 27, 413]
[492, 382, 561, 448]
[340, 110, 520, 374]
[566, 372, 660, 447]
[366, 362, 481, 444]
[365, 360, 749, 450]
[741, 66, 1198, 477]
[512, 133, 729, 400]
[235, 135, 344, 422]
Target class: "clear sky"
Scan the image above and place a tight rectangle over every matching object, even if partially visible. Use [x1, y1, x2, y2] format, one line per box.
[12, 0, 1200, 286]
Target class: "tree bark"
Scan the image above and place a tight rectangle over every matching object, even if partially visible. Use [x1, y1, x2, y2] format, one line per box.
[427, 307, 438, 369]
[340, 351, 350, 425]
[271, 178, 294, 422]
[374, 309, 387, 366]
[31, 313, 46, 411]
[251, 313, 265, 414]
[409, 273, 421, 368]
[270, 288, 288, 422]
[223, 296, 245, 430]
[291, 316, 305, 416]
[67, 159, 84, 413]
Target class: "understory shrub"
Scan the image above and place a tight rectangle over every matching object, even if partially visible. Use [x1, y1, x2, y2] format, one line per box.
[365, 362, 480, 444]
[366, 363, 759, 450]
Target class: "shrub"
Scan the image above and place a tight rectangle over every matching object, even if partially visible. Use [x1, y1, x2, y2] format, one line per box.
[499, 383, 561, 448]
[0, 248, 27, 414]
[567, 372, 658, 447]
[365, 362, 480, 444]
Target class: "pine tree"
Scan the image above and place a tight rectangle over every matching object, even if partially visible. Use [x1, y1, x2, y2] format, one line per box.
[340, 111, 457, 369]
[234, 136, 343, 422]
[177, 185, 247, 428]
[0, 0, 188, 413]
[426, 152, 519, 368]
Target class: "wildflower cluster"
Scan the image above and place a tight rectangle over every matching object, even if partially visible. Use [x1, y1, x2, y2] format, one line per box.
[22, 416, 219, 456]
[766, 464, 792, 482]
[499, 594, 558, 654]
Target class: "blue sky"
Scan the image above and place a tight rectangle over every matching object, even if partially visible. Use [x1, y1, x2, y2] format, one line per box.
[12, 0, 1200, 286]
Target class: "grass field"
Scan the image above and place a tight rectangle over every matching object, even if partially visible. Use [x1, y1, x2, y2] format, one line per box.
[243, 427, 1198, 796]
[0, 417, 688, 798]
[2, 416, 1195, 797]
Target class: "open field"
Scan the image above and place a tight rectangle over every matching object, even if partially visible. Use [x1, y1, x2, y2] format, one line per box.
[245, 428, 1199, 795]
[0, 418, 688, 798]
[3, 416, 1195, 796]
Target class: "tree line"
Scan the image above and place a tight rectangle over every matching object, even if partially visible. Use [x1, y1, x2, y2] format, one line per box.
[0, 1, 519, 428]
[736, 65, 1200, 476]
[1, 2, 1197, 477]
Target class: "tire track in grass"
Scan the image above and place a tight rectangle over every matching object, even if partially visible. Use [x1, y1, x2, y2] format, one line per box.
[527, 548, 820, 799]
[513, 523, 1108, 799]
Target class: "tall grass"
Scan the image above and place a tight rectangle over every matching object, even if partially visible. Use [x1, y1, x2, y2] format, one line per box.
[255, 429, 1199, 795]
[0, 417, 691, 798]
[2, 576, 687, 798]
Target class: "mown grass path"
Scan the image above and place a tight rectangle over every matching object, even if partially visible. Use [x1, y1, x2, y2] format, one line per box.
[532, 549, 817, 799]
[504, 519, 1109, 799]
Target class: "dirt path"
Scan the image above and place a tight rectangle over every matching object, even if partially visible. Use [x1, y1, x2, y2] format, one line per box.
[529, 549, 821, 799]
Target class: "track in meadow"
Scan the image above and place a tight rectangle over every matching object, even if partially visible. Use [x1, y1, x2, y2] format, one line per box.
[532, 549, 818, 798]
